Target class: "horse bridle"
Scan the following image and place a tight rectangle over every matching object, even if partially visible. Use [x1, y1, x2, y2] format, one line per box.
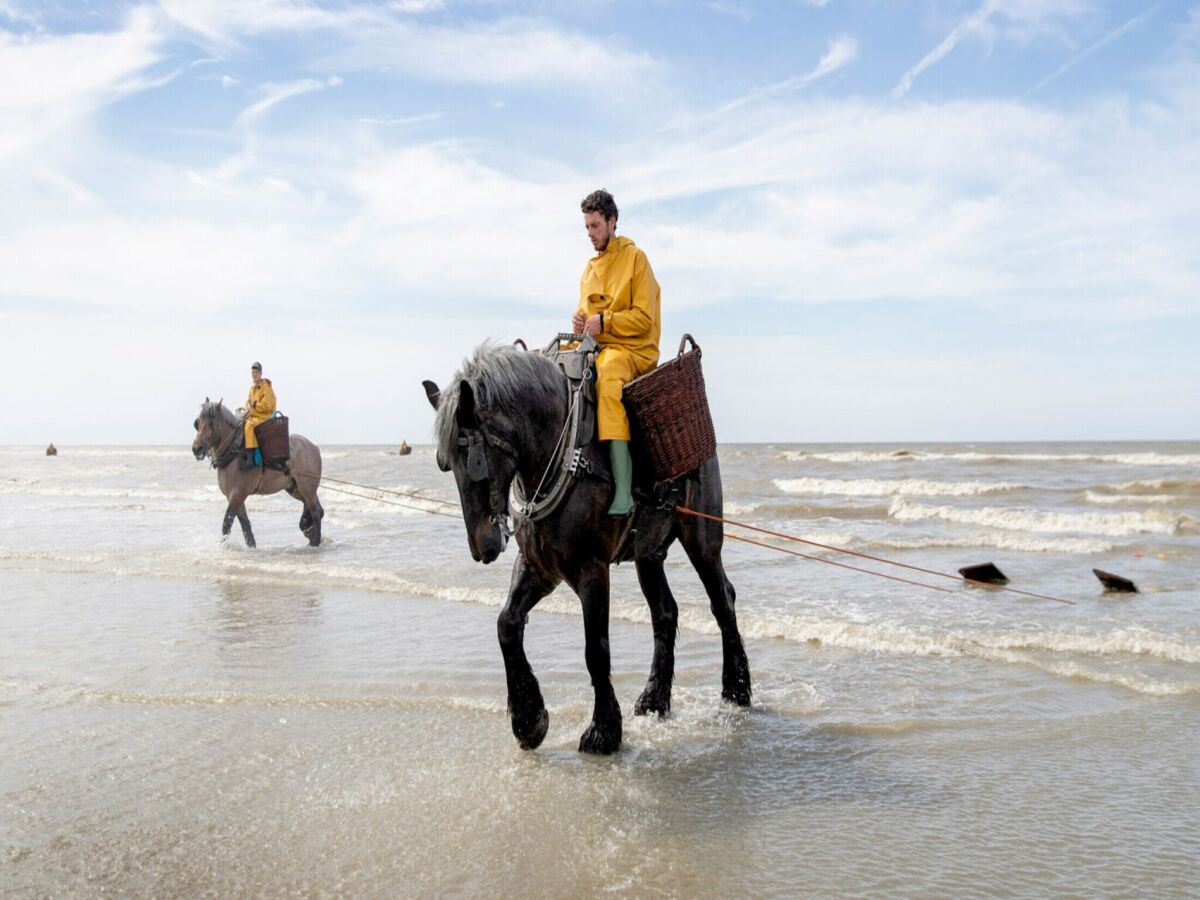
[199, 409, 241, 470]
[455, 422, 519, 537]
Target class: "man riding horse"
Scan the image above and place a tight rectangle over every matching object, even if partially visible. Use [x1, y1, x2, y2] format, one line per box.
[241, 361, 276, 470]
[572, 189, 661, 517]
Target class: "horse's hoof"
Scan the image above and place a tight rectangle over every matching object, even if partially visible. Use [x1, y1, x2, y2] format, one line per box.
[721, 683, 752, 707]
[578, 720, 621, 755]
[513, 707, 549, 750]
[245, 538, 257, 549]
[634, 684, 671, 718]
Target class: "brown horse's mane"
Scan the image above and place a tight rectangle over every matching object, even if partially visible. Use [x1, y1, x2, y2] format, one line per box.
[200, 398, 239, 428]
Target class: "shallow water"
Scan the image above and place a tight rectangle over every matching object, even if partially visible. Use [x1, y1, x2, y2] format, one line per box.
[2, 442, 1199, 896]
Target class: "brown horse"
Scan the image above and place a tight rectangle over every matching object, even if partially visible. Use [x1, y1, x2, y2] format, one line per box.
[191, 398, 324, 548]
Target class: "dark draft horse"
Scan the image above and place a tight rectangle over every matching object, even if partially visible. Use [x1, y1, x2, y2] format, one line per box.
[425, 344, 750, 754]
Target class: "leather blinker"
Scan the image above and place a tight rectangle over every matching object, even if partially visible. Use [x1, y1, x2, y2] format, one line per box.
[462, 431, 491, 482]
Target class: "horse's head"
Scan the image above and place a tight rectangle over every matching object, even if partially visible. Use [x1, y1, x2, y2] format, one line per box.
[425, 376, 517, 565]
[192, 397, 224, 461]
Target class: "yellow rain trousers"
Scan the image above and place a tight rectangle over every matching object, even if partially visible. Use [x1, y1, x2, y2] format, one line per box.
[577, 235, 661, 441]
[244, 378, 276, 449]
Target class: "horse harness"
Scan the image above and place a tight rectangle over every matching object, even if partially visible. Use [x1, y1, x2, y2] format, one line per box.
[205, 411, 243, 470]
[455, 419, 522, 536]
[508, 333, 606, 530]
[204, 409, 290, 480]
[454, 334, 602, 538]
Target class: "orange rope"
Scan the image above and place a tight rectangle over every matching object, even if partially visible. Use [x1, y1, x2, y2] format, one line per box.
[725, 533, 952, 593]
[320, 475, 459, 509]
[302, 473, 1075, 605]
[320, 483, 461, 520]
[678, 505, 1075, 605]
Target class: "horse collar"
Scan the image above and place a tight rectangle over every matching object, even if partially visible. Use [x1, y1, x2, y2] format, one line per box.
[511, 378, 590, 527]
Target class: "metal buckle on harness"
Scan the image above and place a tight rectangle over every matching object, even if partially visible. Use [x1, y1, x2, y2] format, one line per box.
[656, 483, 682, 511]
[492, 512, 514, 539]
[567, 448, 590, 479]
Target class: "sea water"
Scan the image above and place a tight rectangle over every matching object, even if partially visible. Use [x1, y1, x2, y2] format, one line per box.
[2, 442, 1198, 895]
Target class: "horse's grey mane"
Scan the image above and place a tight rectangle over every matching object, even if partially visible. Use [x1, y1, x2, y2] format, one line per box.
[200, 399, 239, 428]
[434, 343, 560, 457]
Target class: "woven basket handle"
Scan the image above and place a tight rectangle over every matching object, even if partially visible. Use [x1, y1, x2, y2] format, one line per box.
[678, 333, 700, 357]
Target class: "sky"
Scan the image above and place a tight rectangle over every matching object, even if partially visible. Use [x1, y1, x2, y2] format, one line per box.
[1, 0, 1197, 444]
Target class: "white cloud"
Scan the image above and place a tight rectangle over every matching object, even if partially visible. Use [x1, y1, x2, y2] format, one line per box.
[5, 83, 1195, 328]
[894, 0, 998, 98]
[389, 0, 444, 11]
[358, 112, 445, 126]
[708, 0, 830, 17]
[1031, 4, 1160, 93]
[0, 0, 38, 26]
[1, 2, 1196, 441]
[318, 16, 660, 91]
[716, 35, 857, 114]
[893, 0, 1096, 98]
[157, 0, 378, 46]
[237, 78, 329, 125]
[616, 93, 1199, 322]
[0, 8, 162, 166]
[159, 1, 660, 92]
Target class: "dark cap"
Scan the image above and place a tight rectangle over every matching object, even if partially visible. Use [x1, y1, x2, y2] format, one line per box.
[251, 361, 262, 371]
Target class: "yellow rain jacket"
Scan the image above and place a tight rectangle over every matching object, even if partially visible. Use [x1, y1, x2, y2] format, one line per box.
[577, 235, 661, 441]
[244, 378, 276, 449]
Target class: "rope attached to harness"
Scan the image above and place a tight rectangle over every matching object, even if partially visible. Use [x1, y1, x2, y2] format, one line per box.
[675, 505, 1075, 605]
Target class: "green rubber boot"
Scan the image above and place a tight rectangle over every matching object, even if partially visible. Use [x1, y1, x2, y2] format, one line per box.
[607, 440, 634, 517]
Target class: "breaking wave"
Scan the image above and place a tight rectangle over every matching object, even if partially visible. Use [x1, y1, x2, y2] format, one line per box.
[1087, 477, 1200, 496]
[888, 498, 1196, 536]
[781, 449, 1200, 466]
[728, 500, 891, 521]
[1083, 491, 1178, 506]
[0, 447, 190, 459]
[0, 482, 220, 502]
[78, 687, 504, 715]
[7, 542, 1199, 697]
[874, 532, 1113, 555]
[775, 477, 1023, 497]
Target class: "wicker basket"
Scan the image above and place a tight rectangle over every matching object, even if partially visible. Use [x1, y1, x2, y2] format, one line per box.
[623, 334, 717, 483]
[253, 414, 291, 465]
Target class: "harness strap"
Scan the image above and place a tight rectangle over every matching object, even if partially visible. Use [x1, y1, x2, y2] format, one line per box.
[209, 414, 243, 470]
[511, 367, 591, 525]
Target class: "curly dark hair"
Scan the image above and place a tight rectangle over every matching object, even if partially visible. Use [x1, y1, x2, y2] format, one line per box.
[580, 189, 618, 222]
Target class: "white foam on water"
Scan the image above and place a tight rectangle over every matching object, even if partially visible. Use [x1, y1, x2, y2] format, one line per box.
[78, 687, 506, 714]
[875, 532, 1114, 554]
[1089, 477, 1200, 496]
[782, 449, 1200, 466]
[776, 477, 1024, 497]
[211, 556, 517, 608]
[8, 537, 1198, 698]
[729, 530, 863, 552]
[888, 498, 1196, 536]
[322, 493, 451, 517]
[972, 629, 1200, 665]
[0, 548, 113, 566]
[1083, 491, 1179, 506]
[0, 482, 220, 502]
[698, 612, 1200, 665]
[693, 613, 1200, 696]
[0, 447, 190, 459]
